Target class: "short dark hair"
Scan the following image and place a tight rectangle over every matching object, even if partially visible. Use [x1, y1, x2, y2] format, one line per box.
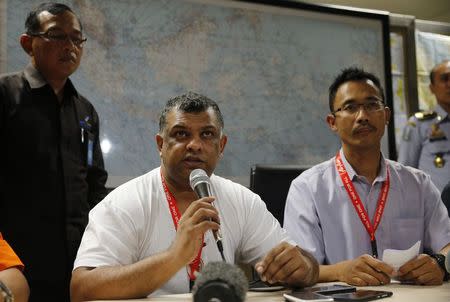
[25, 2, 82, 34]
[159, 92, 224, 133]
[430, 60, 450, 84]
[328, 67, 385, 112]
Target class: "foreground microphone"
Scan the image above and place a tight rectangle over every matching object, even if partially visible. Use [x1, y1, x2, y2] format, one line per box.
[189, 169, 225, 261]
[192, 262, 248, 302]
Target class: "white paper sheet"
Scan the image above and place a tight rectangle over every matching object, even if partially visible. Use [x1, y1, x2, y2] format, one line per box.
[382, 240, 421, 271]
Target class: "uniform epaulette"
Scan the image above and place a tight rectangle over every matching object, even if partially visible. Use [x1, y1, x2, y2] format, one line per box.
[414, 111, 437, 121]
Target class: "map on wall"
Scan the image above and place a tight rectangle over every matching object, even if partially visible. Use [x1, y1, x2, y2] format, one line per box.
[5, 0, 386, 186]
[390, 32, 408, 153]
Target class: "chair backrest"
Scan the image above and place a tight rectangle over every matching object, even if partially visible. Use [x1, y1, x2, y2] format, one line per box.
[249, 164, 310, 225]
[441, 182, 450, 218]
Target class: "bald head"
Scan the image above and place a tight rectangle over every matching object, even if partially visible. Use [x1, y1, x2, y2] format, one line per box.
[429, 60, 450, 112]
[429, 60, 450, 84]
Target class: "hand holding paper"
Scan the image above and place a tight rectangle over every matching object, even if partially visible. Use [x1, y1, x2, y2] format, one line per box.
[382, 240, 421, 272]
[383, 240, 447, 286]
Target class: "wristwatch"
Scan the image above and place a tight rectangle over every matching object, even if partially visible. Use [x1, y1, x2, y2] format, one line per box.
[0, 281, 13, 302]
[430, 253, 449, 281]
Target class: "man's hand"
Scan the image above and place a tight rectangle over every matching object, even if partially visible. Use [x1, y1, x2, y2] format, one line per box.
[254, 242, 318, 287]
[338, 254, 393, 286]
[169, 197, 220, 265]
[397, 254, 445, 285]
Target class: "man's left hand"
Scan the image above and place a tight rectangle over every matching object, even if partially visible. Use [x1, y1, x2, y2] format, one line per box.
[255, 242, 318, 287]
[397, 254, 445, 285]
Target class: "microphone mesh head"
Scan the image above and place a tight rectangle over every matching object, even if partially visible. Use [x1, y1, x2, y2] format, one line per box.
[192, 262, 248, 302]
[189, 168, 210, 191]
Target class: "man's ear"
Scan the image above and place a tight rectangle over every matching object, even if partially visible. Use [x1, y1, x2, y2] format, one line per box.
[155, 134, 163, 156]
[429, 82, 436, 96]
[384, 106, 392, 125]
[326, 114, 338, 132]
[20, 34, 33, 56]
[219, 135, 227, 156]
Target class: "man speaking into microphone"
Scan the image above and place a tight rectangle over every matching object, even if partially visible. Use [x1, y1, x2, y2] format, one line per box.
[70, 92, 319, 301]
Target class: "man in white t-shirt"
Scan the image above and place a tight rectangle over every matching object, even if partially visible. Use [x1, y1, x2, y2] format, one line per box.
[70, 92, 319, 301]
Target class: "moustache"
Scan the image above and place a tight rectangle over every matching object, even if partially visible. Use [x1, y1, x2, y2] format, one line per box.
[353, 124, 376, 134]
[184, 155, 204, 162]
[60, 51, 77, 61]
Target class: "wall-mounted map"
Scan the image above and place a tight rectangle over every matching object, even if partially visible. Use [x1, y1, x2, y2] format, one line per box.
[3, 0, 388, 186]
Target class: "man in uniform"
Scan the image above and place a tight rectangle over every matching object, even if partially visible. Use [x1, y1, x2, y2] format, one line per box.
[0, 3, 107, 301]
[398, 60, 450, 192]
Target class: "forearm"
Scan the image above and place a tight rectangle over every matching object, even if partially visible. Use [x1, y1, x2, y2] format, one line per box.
[318, 262, 347, 282]
[439, 243, 450, 255]
[71, 249, 186, 302]
[0, 268, 29, 302]
[319, 256, 394, 286]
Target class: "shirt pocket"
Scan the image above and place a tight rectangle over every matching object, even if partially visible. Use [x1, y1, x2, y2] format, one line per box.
[389, 218, 424, 250]
[425, 140, 450, 155]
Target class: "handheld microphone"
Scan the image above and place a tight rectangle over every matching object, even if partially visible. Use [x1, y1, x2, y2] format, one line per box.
[192, 262, 248, 302]
[189, 169, 225, 261]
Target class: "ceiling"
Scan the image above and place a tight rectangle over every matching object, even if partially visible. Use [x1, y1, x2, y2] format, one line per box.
[302, 0, 450, 23]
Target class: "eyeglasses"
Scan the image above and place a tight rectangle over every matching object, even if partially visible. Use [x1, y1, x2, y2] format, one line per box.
[332, 100, 385, 116]
[28, 30, 87, 48]
[437, 73, 450, 83]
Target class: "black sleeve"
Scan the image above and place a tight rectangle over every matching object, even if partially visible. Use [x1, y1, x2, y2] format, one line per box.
[86, 107, 108, 208]
[0, 78, 7, 135]
[0, 80, 5, 207]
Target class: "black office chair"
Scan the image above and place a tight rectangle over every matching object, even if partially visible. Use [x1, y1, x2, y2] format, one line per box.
[442, 181, 450, 218]
[249, 164, 310, 226]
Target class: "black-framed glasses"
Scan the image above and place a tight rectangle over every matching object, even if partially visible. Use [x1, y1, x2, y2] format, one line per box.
[332, 100, 385, 116]
[28, 30, 87, 48]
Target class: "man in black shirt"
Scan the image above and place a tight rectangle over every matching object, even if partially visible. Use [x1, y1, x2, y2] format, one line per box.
[0, 3, 108, 301]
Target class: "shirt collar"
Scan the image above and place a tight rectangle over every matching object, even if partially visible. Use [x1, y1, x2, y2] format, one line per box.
[337, 148, 388, 185]
[23, 64, 79, 97]
[24, 64, 47, 89]
[435, 104, 449, 122]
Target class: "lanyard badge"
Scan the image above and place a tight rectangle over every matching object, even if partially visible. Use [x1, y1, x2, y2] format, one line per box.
[335, 152, 390, 258]
[160, 170, 204, 288]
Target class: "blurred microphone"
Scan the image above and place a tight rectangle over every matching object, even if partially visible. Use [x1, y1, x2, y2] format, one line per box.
[446, 250, 450, 273]
[189, 169, 225, 261]
[192, 262, 248, 302]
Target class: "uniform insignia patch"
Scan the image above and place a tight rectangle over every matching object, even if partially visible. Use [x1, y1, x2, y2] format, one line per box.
[429, 124, 447, 142]
[415, 111, 437, 120]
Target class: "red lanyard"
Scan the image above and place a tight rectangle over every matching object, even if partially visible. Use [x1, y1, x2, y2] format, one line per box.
[160, 170, 203, 282]
[335, 152, 390, 258]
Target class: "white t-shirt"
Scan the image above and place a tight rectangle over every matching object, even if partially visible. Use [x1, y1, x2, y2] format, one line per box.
[74, 167, 292, 296]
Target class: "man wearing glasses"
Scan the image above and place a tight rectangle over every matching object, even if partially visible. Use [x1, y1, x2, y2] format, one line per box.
[0, 2, 107, 301]
[284, 67, 450, 286]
